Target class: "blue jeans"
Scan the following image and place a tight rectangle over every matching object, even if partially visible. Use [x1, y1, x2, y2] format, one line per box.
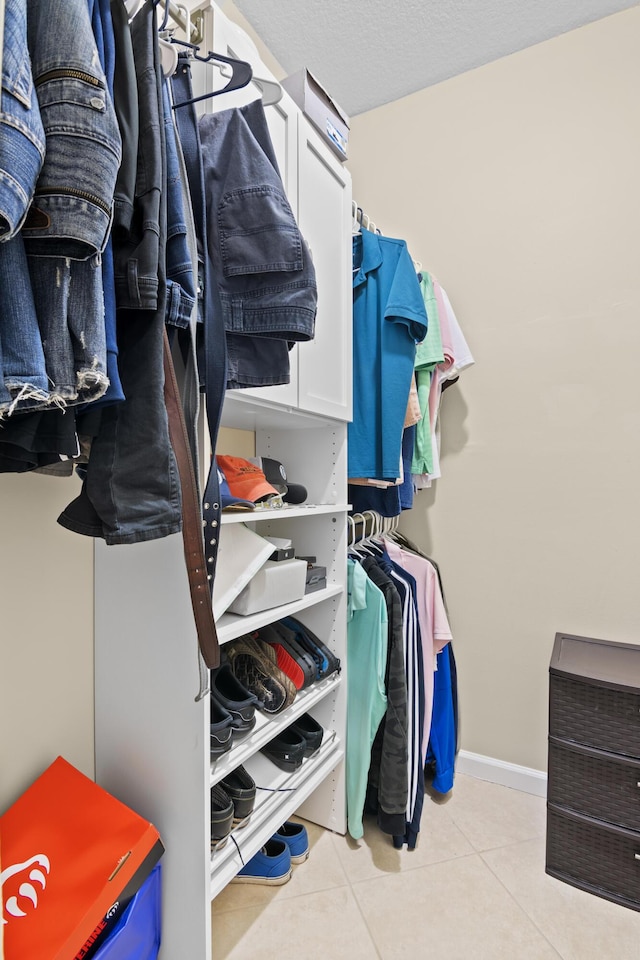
[198, 100, 317, 388]
[0, 0, 49, 415]
[22, 0, 122, 407]
[0, 234, 49, 416]
[163, 79, 195, 331]
[24, 0, 121, 258]
[89, 0, 125, 407]
[0, 0, 45, 240]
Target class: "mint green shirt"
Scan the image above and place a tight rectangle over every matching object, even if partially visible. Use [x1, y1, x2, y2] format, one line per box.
[346, 559, 388, 839]
[412, 273, 444, 475]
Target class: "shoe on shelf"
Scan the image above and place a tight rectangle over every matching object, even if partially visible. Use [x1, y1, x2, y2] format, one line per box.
[274, 821, 309, 864]
[290, 713, 324, 757]
[210, 663, 258, 737]
[210, 784, 234, 851]
[220, 765, 256, 826]
[260, 727, 306, 772]
[256, 625, 306, 690]
[230, 837, 291, 885]
[227, 635, 297, 715]
[210, 698, 233, 760]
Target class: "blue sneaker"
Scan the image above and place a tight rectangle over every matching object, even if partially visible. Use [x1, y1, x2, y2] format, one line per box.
[275, 821, 309, 864]
[231, 837, 292, 885]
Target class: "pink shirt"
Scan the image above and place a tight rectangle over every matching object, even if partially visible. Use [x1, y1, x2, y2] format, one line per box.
[383, 537, 453, 758]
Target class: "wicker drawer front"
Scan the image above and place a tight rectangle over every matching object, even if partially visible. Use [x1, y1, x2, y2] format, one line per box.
[548, 739, 640, 831]
[546, 805, 640, 911]
[549, 675, 640, 757]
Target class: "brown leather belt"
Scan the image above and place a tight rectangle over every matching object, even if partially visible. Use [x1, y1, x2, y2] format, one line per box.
[163, 329, 220, 668]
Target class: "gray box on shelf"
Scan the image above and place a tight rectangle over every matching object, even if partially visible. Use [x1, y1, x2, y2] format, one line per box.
[305, 564, 327, 594]
[227, 558, 308, 616]
[282, 68, 349, 161]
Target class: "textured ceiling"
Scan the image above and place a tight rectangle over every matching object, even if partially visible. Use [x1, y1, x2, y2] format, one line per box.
[233, 0, 640, 116]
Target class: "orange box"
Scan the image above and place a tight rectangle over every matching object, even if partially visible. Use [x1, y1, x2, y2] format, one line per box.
[0, 757, 163, 960]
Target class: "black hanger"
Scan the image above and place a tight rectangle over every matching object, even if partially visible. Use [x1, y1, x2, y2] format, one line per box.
[158, 0, 170, 32]
[171, 39, 253, 110]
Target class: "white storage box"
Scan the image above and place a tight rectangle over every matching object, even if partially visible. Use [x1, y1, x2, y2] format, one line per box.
[227, 558, 307, 616]
[212, 523, 275, 619]
[281, 68, 349, 161]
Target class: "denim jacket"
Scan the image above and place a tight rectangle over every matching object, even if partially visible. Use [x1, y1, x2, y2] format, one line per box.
[0, 0, 45, 241]
[23, 0, 121, 260]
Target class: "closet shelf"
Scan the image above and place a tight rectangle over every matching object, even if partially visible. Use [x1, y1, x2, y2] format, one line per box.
[222, 391, 343, 432]
[221, 503, 350, 524]
[210, 735, 344, 899]
[210, 673, 342, 786]
[216, 583, 344, 644]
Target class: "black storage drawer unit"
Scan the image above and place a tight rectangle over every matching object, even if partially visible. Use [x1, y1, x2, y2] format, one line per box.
[547, 737, 640, 832]
[547, 633, 640, 912]
[549, 674, 640, 758]
[546, 805, 640, 912]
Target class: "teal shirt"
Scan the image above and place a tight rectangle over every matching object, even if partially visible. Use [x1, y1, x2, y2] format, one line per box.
[346, 559, 388, 839]
[350, 230, 428, 480]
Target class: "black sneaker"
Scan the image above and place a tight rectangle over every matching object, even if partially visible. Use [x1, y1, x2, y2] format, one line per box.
[210, 698, 233, 760]
[220, 765, 256, 826]
[260, 727, 306, 772]
[290, 713, 324, 757]
[210, 784, 234, 850]
[211, 664, 258, 737]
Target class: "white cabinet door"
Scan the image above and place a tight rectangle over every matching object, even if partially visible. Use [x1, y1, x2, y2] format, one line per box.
[296, 119, 353, 421]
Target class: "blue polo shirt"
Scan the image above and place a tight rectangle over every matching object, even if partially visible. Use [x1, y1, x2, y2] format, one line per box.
[349, 231, 428, 481]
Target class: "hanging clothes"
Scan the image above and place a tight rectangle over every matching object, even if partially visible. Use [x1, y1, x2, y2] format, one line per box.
[198, 99, 317, 390]
[383, 536, 453, 762]
[360, 555, 408, 838]
[426, 645, 457, 794]
[413, 276, 474, 488]
[345, 558, 388, 841]
[346, 535, 427, 850]
[350, 229, 427, 482]
[58, 0, 182, 545]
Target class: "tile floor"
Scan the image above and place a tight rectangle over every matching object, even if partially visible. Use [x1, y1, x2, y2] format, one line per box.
[211, 773, 640, 960]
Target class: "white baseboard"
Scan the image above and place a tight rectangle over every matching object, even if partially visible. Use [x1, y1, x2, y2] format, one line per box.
[456, 749, 547, 798]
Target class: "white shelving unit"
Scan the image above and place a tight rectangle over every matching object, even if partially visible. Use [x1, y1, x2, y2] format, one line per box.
[95, 4, 352, 956]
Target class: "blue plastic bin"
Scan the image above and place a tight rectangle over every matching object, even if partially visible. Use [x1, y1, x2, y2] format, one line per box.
[91, 863, 162, 960]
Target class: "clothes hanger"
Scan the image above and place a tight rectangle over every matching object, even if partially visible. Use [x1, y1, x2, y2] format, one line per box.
[372, 510, 387, 551]
[158, 0, 170, 31]
[347, 515, 356, 548]
[351, 200, 361, 235]
[215, 61, 282, 106]
[157, 2, 179, 79]
[358, 510, 384, 555]
[348, 513, 376, 557]
[171, 39, 253, 110]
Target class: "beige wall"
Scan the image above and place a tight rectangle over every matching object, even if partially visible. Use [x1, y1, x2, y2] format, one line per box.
[0, 474, 94, 811]
[3, 6, 639, 818]
[348, 7, 640, 772]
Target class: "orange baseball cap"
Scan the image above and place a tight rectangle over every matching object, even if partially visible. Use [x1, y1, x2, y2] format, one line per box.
[216, 455, 281, 504]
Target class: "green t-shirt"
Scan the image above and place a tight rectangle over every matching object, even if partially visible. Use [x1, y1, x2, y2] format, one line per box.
[412, 273, 444, 475]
